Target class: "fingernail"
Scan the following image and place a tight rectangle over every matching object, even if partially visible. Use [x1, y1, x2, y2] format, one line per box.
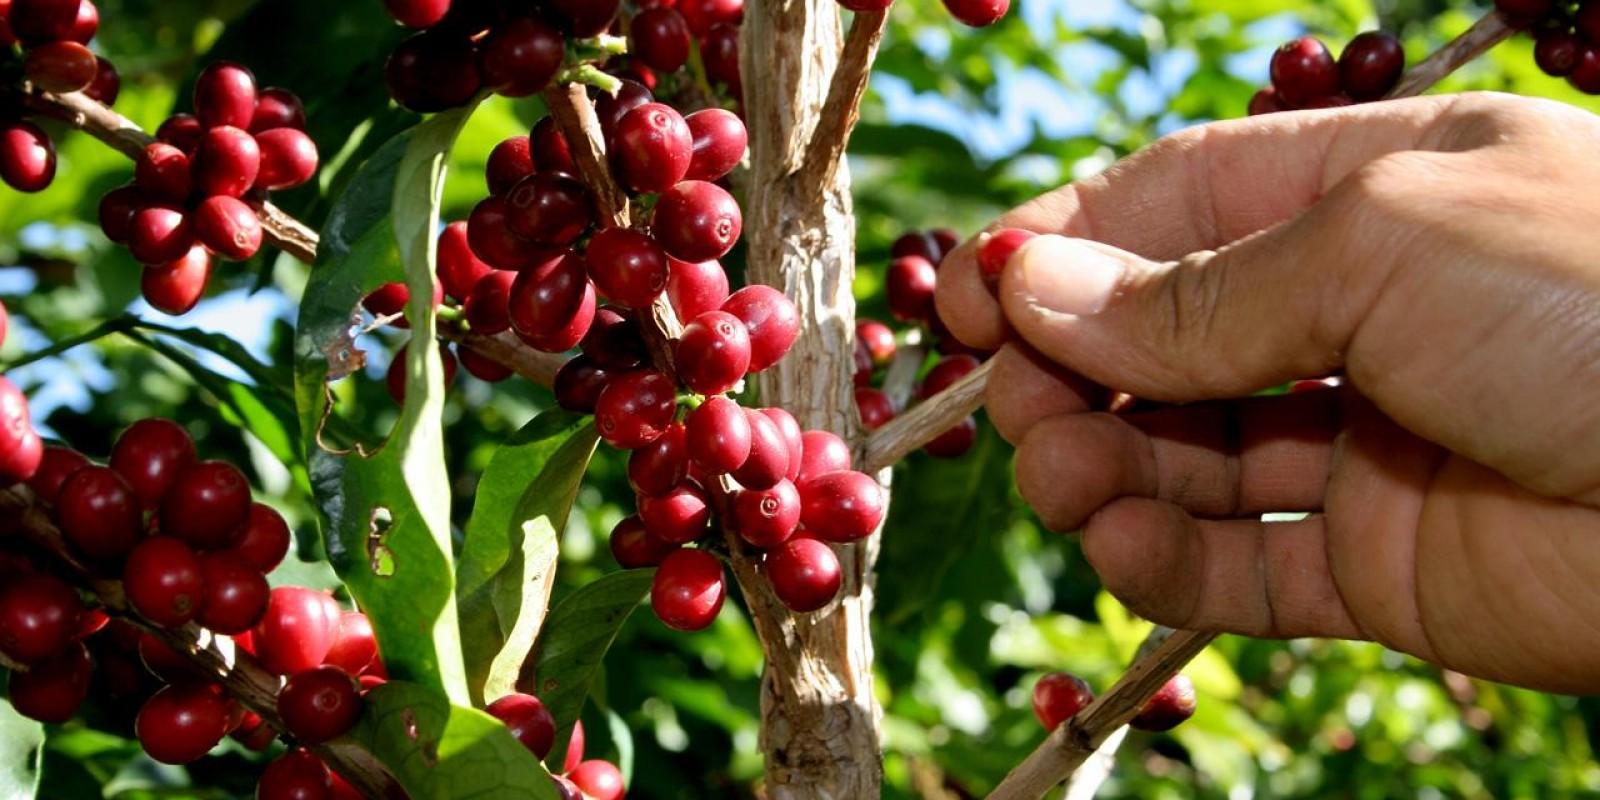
[1015, 235, 1123, 316]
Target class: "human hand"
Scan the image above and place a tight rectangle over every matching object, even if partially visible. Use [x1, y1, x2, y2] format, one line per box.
[934, 92, 1600, 694]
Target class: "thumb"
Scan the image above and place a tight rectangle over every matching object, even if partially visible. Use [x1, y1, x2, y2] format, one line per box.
[997, 197, 1388, 402]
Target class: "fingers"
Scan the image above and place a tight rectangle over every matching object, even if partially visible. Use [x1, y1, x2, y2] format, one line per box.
[985, 344, 1106, 444]
[935, 94, 1480, 352]
[1080, 498, 1365, 639]
[1014, 390, 1341, 531]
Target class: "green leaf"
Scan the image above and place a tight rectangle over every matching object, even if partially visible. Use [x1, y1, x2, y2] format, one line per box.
[457, 411, 600, 705]
[0, 677, 43, 800]
[293, 105, 477, 704]
[354, 681, 557, 800]
[533, 570, 654, 770]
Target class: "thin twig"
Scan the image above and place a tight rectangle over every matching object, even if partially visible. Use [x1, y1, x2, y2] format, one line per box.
[1384, 12, 1515, 100]
[541, 83, 632, 229]
[0, 487, 403, 799]
[861, 358, 991, 472]
[440, 328, 567, 387]
[796, 10, 889, 196]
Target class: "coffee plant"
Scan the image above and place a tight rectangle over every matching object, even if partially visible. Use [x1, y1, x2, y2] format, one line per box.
[1, 0, 1598, 798]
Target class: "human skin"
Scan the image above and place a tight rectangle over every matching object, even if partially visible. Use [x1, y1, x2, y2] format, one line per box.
[933, 92, 1600, 694]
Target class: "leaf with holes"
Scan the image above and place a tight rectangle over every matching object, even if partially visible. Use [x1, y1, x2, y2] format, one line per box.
[532, 569, 654, 769]
[457, 410, 599, 705]
[294, 104, 477, 704]
[354, 681, 559, 800]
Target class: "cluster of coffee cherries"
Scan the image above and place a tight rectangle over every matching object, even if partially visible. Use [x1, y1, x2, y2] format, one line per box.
[1496, 0, 1600, 91]
[837, 0, 1010, 28]
[483, 696, 626, 800]
[0, 303, 44, 487]
[860, 228, 994, 458]
[1249, 32, 1406, 114]
[97, 62, 319, 315]
[1032, 671, 1197, 736]
[0, 0, 117, 193]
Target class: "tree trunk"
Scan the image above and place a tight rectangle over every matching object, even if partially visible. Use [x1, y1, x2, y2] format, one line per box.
[737, 2, 884, 797]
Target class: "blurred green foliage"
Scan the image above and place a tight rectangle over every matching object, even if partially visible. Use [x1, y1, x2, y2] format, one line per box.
[2, 0, 1599, 797]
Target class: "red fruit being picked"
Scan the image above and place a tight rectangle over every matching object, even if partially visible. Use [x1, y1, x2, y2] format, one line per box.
[977, 228, 1037, 282]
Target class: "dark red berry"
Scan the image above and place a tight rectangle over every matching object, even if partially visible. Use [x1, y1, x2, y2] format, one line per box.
[683, 108, 746, 182]
[464, 270, 516, 337]
[588, 227, 671, 308]
[678, 0, 742, 36]
[385, 342, 459, 404]
[252, 586, 342, 676]
[486, 692, 556, 758]
[436, 221, 491, 301]
[486, 136, 534, 196]
[129, 205, 195, 265]
[383, 0, 449, 27]
[192, 125, 260, 197]
[1338, 32, 1404, 100]
[650, 549, 725, 631]
[580, 307, 647, 370]
[924, 415, 977, 458]
[610, 514, 680, 568]
[942, 0, 1008, 26]
[930, 228, 960, 258]
[684, 396, 751, 474]
[553, 355, 612, 413]
[1493, 0, 1553, 24]
[195, 62, 258, 130]
[760, 408, 804, 482]
[136, 683, 232, 764]
[135, 142, 192, 203]
[67, 0, 95, 41]
[733, 479, 800, 547]
[467, 196, 538, 270]
[653, 180, 741, 262]
[1130, 674, 1197, 732]
[920, 354, 981, 399]
[194, 195, 263, 260]
[628, 422, 688, 495]
[798, 470, 884, 542]
[142, 246, 214, 315]
[977, 228, 1036, 282]
[83, 56, 119, 105]
[479, 17, 564, 97]
[278, 665, 363, 744]
[9, 641, 92, 723]
[595, 369, 677, 449]
[638, 480, 712, 544]
[530, 117, 576, 174]
[254, 127, 319, 191]
[195, 551, 269, 634]
[593, 79, 655, 140]
[676, 310, 752, 395]
[0, 574, 82, 664]
[0, 121, 54, 193]
[1579, 3, 1600, 43]
[24, 39, 98, 93]
[701, 23, 741, 97]
[613, 103, 693, 193]
[886, 255, 937, 322]
[57, 466, 142, 559]
[233, 502, 291, 573]
[666, 257, 730, 322]
[890, 231, 941, 264]
[509, 250, 590, 338]
[1270, 37, 1339, 107]
[855, 388, 895, 431]
[8, 0, 78, 43]
[325, 611, 378, 675]
[506, 172, 594, 245]
[631, 8, 692, 72]
[765, 537, 841, 612]
[26, 445, 89, 504]
[125, 537, 204, 627]
[161, 460, 251, 550]
[250, 87, 307, 133]
[156, 113, 203, 152]
[98, 184, 145, 244]
[1536, 29, 1583, 77]
[797, 430, 851, 483]
[385, 32, 481, 113]
[732, 409, 790, 490]
[257, 748, 333, 800]
[460, 342, 512, 384]
[1033, 672, 1095, 731]
[1570, 47, 1600, 94]
[547, 0, 621, 36]
[721, 285, 800, 373]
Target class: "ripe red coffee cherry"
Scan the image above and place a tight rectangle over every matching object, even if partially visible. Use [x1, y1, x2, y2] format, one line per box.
[125, 537, 205, 627]
[254, 128, 319, 191]
[506, 172, 594, 245]
[24, 40, 98, 92]
[924, 416, 977, 458]
[1570, 48, 1600, 95]
[253, 586, 342, 676]
[436, 221, 491, 301]
[486, 692, 556, 758]
[0, 121, 56, 193]
[194, 61, 258, 130]
[85, 56, 120, 105]
[0, 376, 42, 485]
[192, 125, 261, 198]
[1131, 674, 1197, 732]
[733, 479, 801, 547]
[594, 369, 677, 449]
[1338, 31, 1404, 100]
[459, 345, 513, 384]
[136, 683, 232, 764]
[855, 388, 895, 431]
[638, 480, 712, 544]
[8, 0, 78, 43]
[684, 396, 752, 474]
[610, 515, 680, 569]
[676, 310, 753, 395]
[977, 228, 1037, 282]
[278, 665, 363, 744]
[580, 307, 648, 370]
[930, 228, 960, 258]
[58, 466, 142, 559]
[98, 185, 145, 244]
[683, 108, 746, 182]
[701, 23, 742, 96]
[891, 231, 942, 264]
[797, 430, 851, 483]
[520, 278, 592, 354]
[546, 0, 621, 36]
[466, 196, 536, 270]
[631, 8, 692, 72]
[651, 549, 725, 631]
[195, 551, 269, 634]
[8, 640, 92, 723]
[666, 257, 730, 322]
[26, 445, 89, 504]
[385, 342, 460, 404]
[886, 255, 937, 322]
[653, 180, 742, 262]
[138, 630, 205, 683]
[485, 136, 534, 196]
[161, 460, 252, 550]
[614, 103, 693, 194]
[553, 355, 611, 413]
[593, 79, 655, 139]
[1270, 36, 1339, 107]
[0, 574, 83, 664]
[142, 246, 214, 315]
[385, 31, 482, 113]
[760, 408, 804, 482]
[1033, 672, 1095, 731]
[509, 250, 590, 335]
[1493, 0, 1552, 24]
[678, 0, 742, 35]
[855, 319, 896, 366]
[478, 17, 564, 97]
[257, 748, 332, 800]
[588, 227, 671, 308]
[721, 285, 800, 373]
[798, 470, 884, 542]
[629, 421, 688, 495]
[156, 114, 204, 152]
[68, 0, 97, 42]
[765, 536, 842, 612]
[1536, 30, 1583, 77]
[324, 611, 378, 675]
[463, 271, 516, 337]
[383, 0, 449, 27]
[194, 195, 263, 261]
[530, 117, 576, 174]
[129, 205, 196, 265]
[250, 87, 307, 133]
[920, 354, 981, 399]
[942, 0, 1009, 26]
[232, 502, 291, 573]
[733, 409, 791, 490]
